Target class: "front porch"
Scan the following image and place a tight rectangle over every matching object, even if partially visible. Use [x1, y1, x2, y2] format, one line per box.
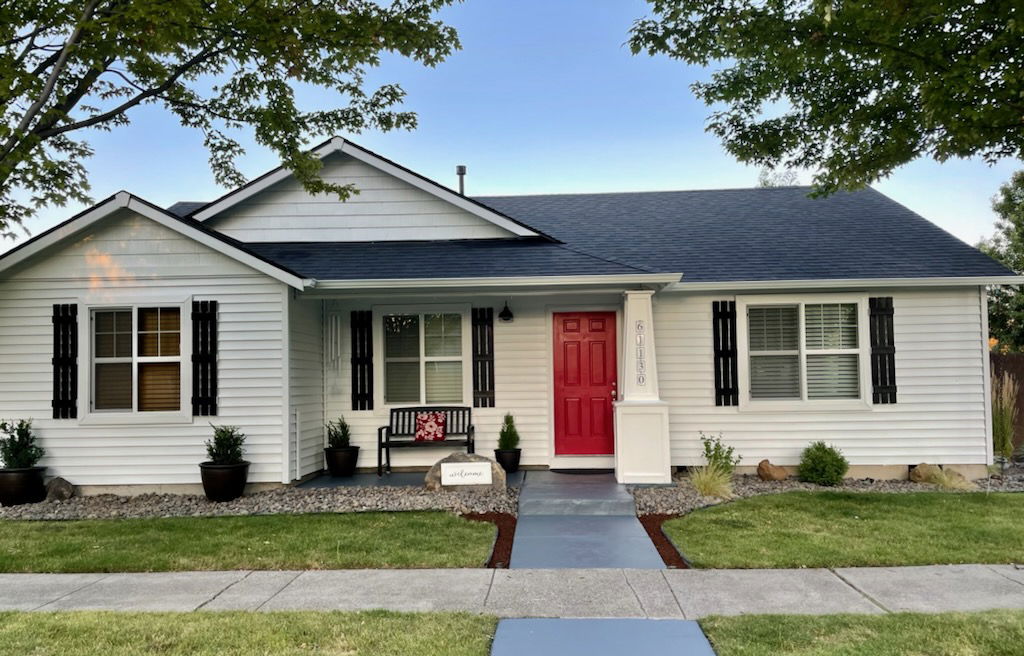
[290, 282, 675, 485]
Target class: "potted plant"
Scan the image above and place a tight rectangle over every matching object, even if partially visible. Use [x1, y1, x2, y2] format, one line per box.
[494, 413, 521, 473]
[324, 416, 359, 477]
[199, 425, 249, 502]
[0, 419, 46, 506]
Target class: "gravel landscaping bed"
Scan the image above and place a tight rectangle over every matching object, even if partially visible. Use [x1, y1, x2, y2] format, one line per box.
[632, 465, 1024, 517]
[0, 485, 519, 521]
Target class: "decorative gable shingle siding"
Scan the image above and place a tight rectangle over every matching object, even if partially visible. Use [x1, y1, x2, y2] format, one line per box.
[654, 288, 989, 466]
[0, 212, 290, 486]
[205, 153, 516, 242]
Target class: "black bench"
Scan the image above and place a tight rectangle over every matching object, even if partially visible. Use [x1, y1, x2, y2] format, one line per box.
[377, 406, 475, 476]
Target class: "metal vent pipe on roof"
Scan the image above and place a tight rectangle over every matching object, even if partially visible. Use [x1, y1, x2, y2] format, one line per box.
[456, 165, 467, 195]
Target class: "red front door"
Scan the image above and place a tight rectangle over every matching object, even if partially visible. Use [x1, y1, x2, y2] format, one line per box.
[553, 312, 617, 455]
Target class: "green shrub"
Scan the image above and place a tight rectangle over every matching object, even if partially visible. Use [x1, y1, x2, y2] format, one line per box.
[700, 432, 741, 474]
[797, 441, 848, 486]
[0, 419, 44, 469]
[498, 413, 520, 450]
[206, 425, 246, 465]
[992, 371, 1018, 467]
[326, 417, 351, 448]
[689, 463, 734, 499]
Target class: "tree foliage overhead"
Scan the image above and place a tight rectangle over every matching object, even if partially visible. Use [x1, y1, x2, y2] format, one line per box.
[630, 1, 1024, 195]
[0, 0, 459, 238]
[980, 171, 1024, 351]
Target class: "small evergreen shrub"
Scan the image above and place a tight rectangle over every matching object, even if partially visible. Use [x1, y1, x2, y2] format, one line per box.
[797, 441, 849, 486]
[206, 425, 246, 465]
[498, 413, 520, 450]
[0, 419, 44, 469]
[326, 417, 352, 448]
[700, 432, 741, 474]
[689, 463, 733, 499]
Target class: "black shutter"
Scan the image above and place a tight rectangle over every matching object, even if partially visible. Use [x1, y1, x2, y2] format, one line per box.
[51, 304, 78, 419]
[472, 307, 495, 408]
[351, 310, 373, 410]
[869, 297, 897, 404]
[191, 300, 218, 416]
[712, 300, 739, 406]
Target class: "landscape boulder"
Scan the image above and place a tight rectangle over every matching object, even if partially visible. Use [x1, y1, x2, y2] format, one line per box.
[45, 477, 75, 502]
[756, 459, 789, 481]
[424, 452, 506, 492]
[909, 463, 941, 483]
[943, 468, 977, 490]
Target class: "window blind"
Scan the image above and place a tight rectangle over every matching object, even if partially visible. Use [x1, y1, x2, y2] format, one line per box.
[805, 303, 857, 350]
[807, 354, 859, 399]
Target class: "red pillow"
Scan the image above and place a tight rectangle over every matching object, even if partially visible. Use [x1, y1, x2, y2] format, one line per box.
[415, 411, 446, 442]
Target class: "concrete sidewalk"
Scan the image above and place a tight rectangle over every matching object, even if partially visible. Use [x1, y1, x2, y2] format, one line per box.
[2, 565, 1023, 617]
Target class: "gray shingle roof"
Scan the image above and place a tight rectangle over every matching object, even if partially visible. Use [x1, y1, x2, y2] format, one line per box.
[169, 186, 1010, 282]
[244, 239, 648, 279]
[476, 187, 1010, 282]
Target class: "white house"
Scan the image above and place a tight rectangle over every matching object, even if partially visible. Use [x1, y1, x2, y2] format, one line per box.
[0, 137, 1017, 492]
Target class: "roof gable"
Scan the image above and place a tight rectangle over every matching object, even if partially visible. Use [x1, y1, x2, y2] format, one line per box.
[189, 137, 552, 242]
[0, 192, 307, 289]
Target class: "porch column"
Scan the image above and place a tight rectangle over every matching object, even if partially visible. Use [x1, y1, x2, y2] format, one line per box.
[614, 290, 672, 484]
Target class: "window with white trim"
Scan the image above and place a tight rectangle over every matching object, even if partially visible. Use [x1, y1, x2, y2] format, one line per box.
[747, 302, 861, 401]
[383, 313, 464, 404]
[92, 307, 182, 412]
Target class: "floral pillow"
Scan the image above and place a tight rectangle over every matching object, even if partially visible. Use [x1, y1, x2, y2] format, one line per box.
[415, 411, 447, 442]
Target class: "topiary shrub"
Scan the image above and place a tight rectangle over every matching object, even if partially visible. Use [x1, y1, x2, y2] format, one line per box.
[498, 413, 520, 451]
[797, 441, 848, 486]
[0, 419, 44, 469]
[205, 425, 246, 465]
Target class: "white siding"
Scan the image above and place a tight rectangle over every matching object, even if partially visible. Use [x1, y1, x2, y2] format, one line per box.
[209, 154, 516, 242]
[655, 288, 990, 466]
[322, 294, 621, 469]
[0, 210, 289, 486]
[289, 295, 324, 478]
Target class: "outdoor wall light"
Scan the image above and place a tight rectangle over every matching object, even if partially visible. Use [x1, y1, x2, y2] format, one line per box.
[498, 301, 514, 322]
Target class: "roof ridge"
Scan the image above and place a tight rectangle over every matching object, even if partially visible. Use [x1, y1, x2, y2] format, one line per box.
[474, 185, 821, 199]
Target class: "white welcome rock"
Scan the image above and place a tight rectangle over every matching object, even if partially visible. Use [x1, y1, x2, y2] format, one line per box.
[425, 452, 506, 492]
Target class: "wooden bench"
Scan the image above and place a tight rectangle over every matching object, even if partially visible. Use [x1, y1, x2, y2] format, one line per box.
[377, 406, 475, 476]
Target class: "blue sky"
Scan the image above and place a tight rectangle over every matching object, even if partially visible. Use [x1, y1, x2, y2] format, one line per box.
[9, 0, 1021, 247]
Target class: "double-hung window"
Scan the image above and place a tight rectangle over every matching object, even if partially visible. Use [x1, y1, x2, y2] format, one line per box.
[92, 307, 182, 413]
[383, 312, 465, 404]
[745, 300, 863, 403]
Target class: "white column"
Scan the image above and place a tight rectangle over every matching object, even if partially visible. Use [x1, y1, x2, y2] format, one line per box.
[614, 290, 672, 484]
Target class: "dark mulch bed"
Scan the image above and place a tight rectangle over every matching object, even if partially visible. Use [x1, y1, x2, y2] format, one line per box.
[463, 512, 516, 568]
[638, 514, 689, 568]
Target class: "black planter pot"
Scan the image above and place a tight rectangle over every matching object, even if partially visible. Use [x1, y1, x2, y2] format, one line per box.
[324, 446, 360, 477]
[494, 449, 521, 474]
[0, 466, 46, 506]
[199, 461, 250, 502]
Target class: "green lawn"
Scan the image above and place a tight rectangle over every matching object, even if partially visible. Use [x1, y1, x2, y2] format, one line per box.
[702, 610, 1024, 656]
[0, 611, 496, 656]
[0, 512, 495, 572]
[664, 491, 1024, 568]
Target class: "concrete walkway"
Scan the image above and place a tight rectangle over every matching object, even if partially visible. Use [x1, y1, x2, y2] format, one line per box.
[4, 565, 1023, 617]
[510, 471, 664, 569]
[491, 619, 715, 656]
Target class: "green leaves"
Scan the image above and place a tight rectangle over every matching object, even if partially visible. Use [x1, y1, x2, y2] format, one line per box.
[630, 0, 1024, 193]
[980, 171, 1024, 352]
[0, 0, 461, 235]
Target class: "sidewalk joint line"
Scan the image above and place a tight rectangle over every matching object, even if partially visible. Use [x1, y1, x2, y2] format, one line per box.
[660, 569, 687, 619]
[482, 569, 496, 606]
[31, 573, 112, 611]
[254, 571, 303, 611]
[195, 570, 254, 611]
[828, 568, 891, 613]
[984, 565, 1024, 588]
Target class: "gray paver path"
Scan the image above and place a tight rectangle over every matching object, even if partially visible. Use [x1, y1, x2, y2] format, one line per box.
[4, 565, 1021, 616]
[510, 471, 663, 569]
[490, 618, 715, 656]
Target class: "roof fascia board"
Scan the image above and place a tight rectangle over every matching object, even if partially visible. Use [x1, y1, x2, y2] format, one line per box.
[0, 192, 307, 290]
[313, 272, 683, 290]
[191, 137, 547, 239]
[663, 276, 1024, 292]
